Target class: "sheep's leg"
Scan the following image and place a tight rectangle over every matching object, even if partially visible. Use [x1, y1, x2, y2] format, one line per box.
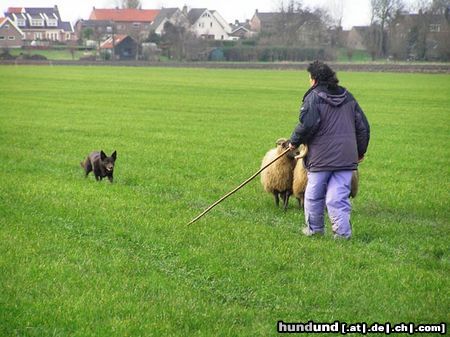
[297, 194, 305, 209]
[273, 191, 280, 207]
[283, 191, 291, 211]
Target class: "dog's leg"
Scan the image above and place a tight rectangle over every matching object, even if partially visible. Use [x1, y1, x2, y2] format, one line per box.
[83, 158, 92, 177]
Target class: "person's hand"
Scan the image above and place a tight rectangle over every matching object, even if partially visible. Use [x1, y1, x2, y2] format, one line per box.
[289, 143, 297, 151]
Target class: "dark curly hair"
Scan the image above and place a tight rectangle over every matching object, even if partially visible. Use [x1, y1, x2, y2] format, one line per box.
[307, 60, 339, 88]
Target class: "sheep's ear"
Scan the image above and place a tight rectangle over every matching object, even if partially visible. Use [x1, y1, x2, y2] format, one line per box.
[100, 150, 107, 160]
[111, 151, 117, 161]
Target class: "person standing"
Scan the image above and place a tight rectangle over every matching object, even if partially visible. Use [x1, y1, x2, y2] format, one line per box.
[289, 61, 370, 239]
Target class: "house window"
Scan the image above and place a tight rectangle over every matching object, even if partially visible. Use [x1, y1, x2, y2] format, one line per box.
[133, 23, 140, 28]
[429, 24, 441, 32]
[9, 36, 15, 40]
[17, 19, 25, 26]
[48, 33, 57, 40]
[47, 19, 57, 27]
[31, 19, 44, 27]
[34, 32, 43, 40]
[0, 36, 5, 40]
[210, 22, 213, 28]
[4, 24, 10, 28]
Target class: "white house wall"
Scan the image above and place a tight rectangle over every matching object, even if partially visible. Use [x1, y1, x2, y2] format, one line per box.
[191, 10, 231, 40]
[212, 11, 231, 34]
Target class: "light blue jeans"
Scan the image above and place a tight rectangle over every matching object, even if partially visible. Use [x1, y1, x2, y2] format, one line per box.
[304, 170, 353, 238]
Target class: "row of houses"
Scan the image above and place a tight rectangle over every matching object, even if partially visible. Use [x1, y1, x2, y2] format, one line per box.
[76, 6, 239, 43]
[0, 5, 323, 48]
[0, 5, 259, 48]
[1, 4, 449, 60]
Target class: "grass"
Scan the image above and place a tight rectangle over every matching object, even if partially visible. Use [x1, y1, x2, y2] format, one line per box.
[8, 48, 89, 60]
[336, 48, 373, 62]
[0, 66, 449, 337]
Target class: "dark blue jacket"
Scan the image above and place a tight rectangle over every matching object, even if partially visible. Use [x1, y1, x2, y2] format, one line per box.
[290, 84, 370, 172]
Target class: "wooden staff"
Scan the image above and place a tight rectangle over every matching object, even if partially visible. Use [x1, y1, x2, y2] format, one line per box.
[187, 147, 294, 226]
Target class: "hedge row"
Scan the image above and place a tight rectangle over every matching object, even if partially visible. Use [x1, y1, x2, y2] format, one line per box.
[220, 47, 333, 62]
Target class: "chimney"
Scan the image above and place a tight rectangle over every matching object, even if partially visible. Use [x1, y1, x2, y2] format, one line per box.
[235, 19, 239, 25]
[182, 5, 188, 15]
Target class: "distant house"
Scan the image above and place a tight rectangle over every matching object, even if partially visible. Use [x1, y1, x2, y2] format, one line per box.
[99, 34, 137, 60]
[75, 19, 114, 44]
[346, 26, 370, 50]
[249, 10, 282, 33]
[151, 7, 189, 35]
[88, 7, 159, 41]
[390, 10, 450, 60]
[250, 9, 328, 46]
[4, 6, 75, 45]
[0, 17, 24, 48]
[187, 8, 231, 40]
[229, 20, 254, 40]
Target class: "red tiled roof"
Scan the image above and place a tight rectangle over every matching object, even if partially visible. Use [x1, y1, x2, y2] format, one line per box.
[89, 8, 160, 22]
[0, 17, 5, 25]
[7, 7, 24, 14]
[100, 34, 131, 49]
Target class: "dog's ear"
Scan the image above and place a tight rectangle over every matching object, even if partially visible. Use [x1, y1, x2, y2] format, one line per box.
[100, 150, 107, 160]
[111, 151, 117, 161]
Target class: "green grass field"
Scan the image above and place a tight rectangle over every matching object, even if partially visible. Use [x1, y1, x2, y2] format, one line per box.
[8, 48, 87, 61]
[0, 66, 449, 336]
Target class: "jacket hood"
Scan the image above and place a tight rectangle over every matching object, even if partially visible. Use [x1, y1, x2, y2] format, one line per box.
[314, 86, 348, 107]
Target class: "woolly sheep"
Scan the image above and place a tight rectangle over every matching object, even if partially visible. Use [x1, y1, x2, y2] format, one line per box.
[292, 145, 309, 208]
[260, 138, 298, 210]
[292, 145, 359, 208]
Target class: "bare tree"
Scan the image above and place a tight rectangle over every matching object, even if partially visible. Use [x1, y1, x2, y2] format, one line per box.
[326, 0, 344, 27]
[323, 0, 344, 47]
[160, 21, 204, 61]
[408, 0, 432, 11]
[430, 0, 450, 13]
[112, 0, 142, 9]
[370, 0, 404, 56]
[273, 0, 329, 46]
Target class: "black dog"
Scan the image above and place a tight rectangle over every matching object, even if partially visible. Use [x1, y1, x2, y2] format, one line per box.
[81, 150, 117, 183]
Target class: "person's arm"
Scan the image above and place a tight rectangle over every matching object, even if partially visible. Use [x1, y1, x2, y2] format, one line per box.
[289, 93, 321, 148]
[355, 102, 370, 160]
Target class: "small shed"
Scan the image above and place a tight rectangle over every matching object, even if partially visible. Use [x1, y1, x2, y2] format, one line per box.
[100, 34, 137, 60]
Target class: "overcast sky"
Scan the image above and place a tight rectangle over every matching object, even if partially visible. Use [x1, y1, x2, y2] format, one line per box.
[1, 0, 419, 29]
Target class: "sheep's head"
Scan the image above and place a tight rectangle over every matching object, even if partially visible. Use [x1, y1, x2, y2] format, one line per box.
[275, 138, 299, 158]
[275, 138, 289, 150]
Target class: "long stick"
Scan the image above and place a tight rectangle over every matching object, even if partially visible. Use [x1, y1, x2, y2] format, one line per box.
[187, 147, 292, 226]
